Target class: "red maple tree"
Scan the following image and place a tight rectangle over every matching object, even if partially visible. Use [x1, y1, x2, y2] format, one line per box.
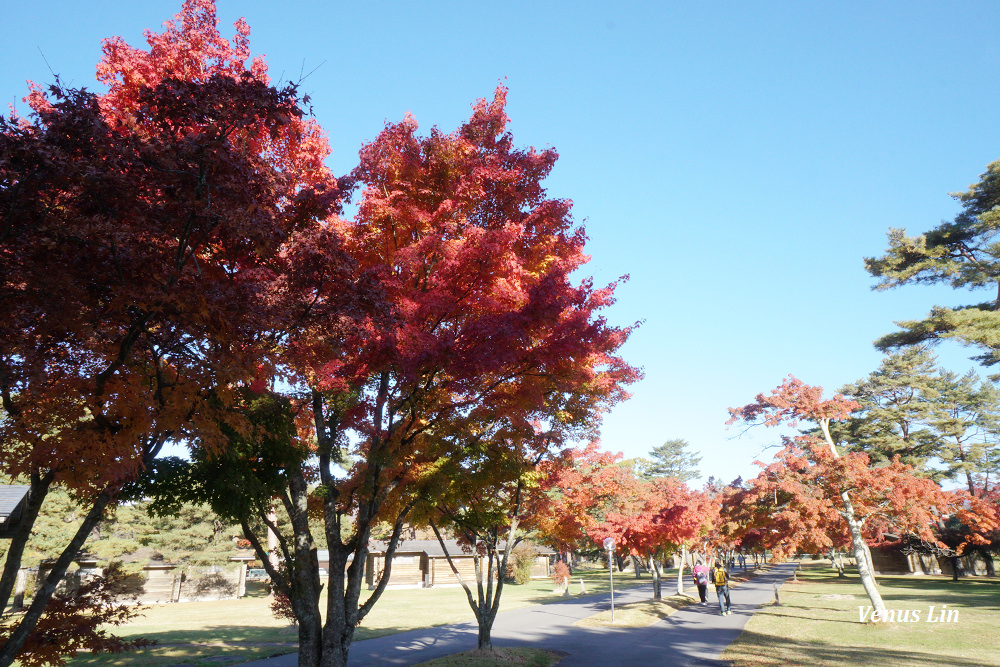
[0, 1, 338, 663]
[524, 442, 632, 560]
[182, 84, 639, 665]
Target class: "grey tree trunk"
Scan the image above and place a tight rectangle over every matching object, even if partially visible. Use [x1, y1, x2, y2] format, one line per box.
[0, 473, 52, 613]
[650, 551, 662, 600]
[818, 419, 887, 616]
[675, 544, 687, 595]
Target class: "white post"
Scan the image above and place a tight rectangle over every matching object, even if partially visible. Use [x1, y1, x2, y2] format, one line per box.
[609, 558, 615, 623]
[603, 537, 616, 623]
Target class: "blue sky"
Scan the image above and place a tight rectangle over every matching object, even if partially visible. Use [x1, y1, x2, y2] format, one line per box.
[5, 1, 1000, 485]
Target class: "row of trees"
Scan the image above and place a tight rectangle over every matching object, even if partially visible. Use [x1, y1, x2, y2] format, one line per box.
[0, 2, 639, 666]
[558, 157, 1000, 621]
[4, 2, 1000, 665]
[719, 157, 1000, 615]
[441, 152, 1000, 638]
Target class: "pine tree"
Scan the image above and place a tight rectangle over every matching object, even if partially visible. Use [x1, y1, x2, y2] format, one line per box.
[930, 369, 1000, 495]
[638, 438, 702, 482]
[866, 159, 1000, 365]
[834, 346, 943, 470]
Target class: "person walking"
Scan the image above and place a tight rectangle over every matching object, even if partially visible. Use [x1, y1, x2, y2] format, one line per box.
[710, 561, 732, 615]
[692, 559, 710, 604]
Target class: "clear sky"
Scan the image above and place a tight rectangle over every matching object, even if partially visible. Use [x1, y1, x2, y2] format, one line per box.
[5, 1, 1000, 486]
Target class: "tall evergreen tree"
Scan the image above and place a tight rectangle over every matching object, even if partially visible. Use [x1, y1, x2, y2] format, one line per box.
[834, 347, 1000, 493]
[930, 369, 1000, 496]
[638, 438, 701, 482]
[835, 346, 943, 470]
[866, 159, 1000, 365]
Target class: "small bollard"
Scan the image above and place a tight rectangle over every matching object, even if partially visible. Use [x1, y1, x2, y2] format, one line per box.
[579, 578, 586, 594]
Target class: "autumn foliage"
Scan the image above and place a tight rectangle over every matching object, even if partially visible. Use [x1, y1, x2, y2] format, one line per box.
[722, 436, 991, 558]
[0, 1, 347, 664]
[589, 477, 715, 560]
[1, 2, 642, 665]
[524, 443, 631, 554]
[727, 376, 998, 614]
[5, 564, 155, 667]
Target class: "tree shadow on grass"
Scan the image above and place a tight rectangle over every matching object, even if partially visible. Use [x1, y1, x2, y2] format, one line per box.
[791, 572, 1000, 610]
[66, 640, 296, 667]
[749, 610, 859, 625]
[877, 580, 1000, 611]
[726, 629, 988, 667]
[122, 625, 297, 646]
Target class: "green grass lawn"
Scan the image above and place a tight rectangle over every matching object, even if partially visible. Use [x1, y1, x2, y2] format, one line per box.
[722, 561, 1000, 667]
[412, 647, 563, 667]
[52, 567, 649, 666]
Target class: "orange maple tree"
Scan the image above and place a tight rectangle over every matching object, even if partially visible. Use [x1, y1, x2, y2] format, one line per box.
[524, 442, 631, 559]
[589, 475, 716, 599]
[728, 376, 997, 615]
[288, 86, 636, 663]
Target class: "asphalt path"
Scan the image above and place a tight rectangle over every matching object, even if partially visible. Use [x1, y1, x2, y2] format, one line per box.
[239, 562, 798, 666]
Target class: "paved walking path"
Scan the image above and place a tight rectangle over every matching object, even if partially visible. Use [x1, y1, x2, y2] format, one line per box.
[239, 562, 798, 666]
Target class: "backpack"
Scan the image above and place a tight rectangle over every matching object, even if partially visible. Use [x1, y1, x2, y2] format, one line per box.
[713, 567, 727, 586]
[695, 569, 707, 585]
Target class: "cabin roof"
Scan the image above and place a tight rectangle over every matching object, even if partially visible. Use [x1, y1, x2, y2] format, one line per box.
[0, 486, 29, 520]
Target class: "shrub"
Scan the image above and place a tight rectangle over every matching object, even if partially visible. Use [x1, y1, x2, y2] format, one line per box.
[552, 561, 570, 586]
[509, 545, 536, 585]
[270, 591, 297, 625]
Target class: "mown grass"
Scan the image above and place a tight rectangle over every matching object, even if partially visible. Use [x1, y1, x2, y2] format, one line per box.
[48, 566, 648, 666]
[574, 594, 698, 628]
[412, 647, 563, 667]
[722, 561, 1000, 667]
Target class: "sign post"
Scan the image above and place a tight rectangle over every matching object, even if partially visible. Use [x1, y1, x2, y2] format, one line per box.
[603, 537, 616, 623]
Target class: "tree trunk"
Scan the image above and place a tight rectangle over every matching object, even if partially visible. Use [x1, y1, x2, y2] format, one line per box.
[428, 518, 516, 655]
[0, 472, 52, 613]
[0, 489, 113, 667]
[650, 551, 662, 600]
[631, 555, 642, 578]
[843, 492, 887, 615]
[477, 620, 493, 652]
[831, 549, 845, 578]
[293, 605, 324, 667]
[862, 541, 876, 583]
[818, 418, 887, 616]
[675, 544, 687, 595]
[11, 570, 27, 612]
[286, 472, 325, 667]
